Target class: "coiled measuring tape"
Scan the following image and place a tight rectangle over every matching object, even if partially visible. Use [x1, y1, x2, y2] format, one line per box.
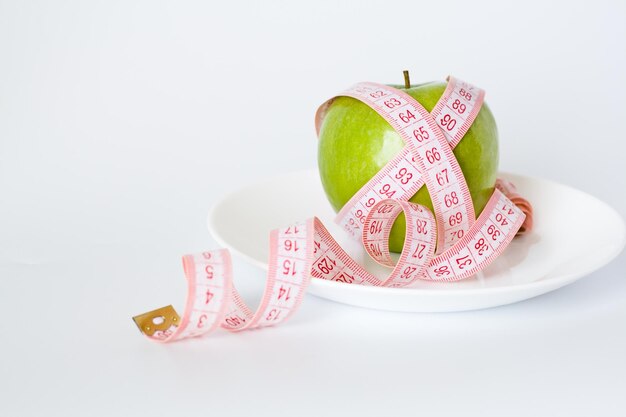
[133, 76, 533, 342]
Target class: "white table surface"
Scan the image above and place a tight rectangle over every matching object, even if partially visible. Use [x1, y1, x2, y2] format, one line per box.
[1, 1, 625, 416]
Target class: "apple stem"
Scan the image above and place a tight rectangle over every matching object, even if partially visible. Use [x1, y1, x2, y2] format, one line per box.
[403, 70, 410, 89]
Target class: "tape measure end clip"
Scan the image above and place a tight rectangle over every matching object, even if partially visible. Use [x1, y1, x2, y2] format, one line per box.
[132, 305, 180, 336]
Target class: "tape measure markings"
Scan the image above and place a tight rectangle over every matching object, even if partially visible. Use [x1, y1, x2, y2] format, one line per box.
[330, 77, 484, 253]
[133, 76, 531, 343]
[343, 82, 475, 253]
[311, 201, 437, 288]
[424, 189, 525, 281]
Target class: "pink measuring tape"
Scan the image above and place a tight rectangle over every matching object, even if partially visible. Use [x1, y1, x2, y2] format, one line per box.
[133, 76, 533, 342]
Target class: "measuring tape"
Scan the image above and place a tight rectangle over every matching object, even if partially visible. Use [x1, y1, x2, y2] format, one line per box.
[315, 76, 484, 253]
[133, 76, 533, 342]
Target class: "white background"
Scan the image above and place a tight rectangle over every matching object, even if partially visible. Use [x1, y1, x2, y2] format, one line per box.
[1, 0, 625, 416]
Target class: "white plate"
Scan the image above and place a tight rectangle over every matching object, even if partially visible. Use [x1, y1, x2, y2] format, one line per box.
[207, 170, 625, 312]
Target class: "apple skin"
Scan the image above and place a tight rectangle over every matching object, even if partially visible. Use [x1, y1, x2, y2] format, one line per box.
[317, 81, 499, 253]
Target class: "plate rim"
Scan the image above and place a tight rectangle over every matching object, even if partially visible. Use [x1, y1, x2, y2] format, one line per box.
[207, 170, 626, 297]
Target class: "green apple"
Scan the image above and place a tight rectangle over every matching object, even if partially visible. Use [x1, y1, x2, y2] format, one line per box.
[317, 80, 499, 253]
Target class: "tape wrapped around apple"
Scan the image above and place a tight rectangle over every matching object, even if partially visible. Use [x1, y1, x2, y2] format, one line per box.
[316, 75, 499, 253]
